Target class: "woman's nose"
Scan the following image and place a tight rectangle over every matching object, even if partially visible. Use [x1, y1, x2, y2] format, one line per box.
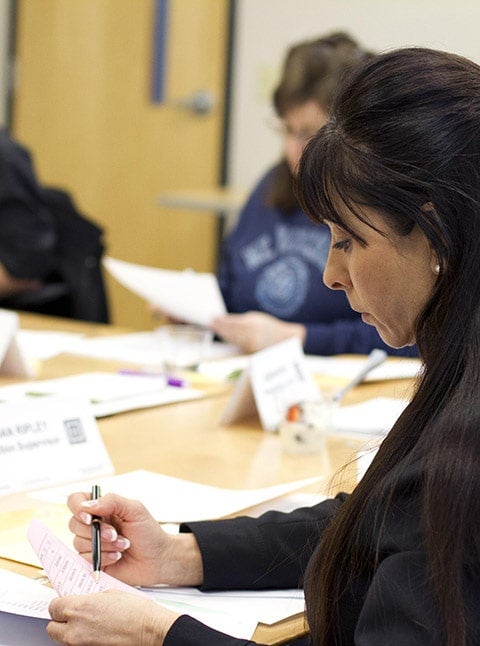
[323, 251, 349, 291]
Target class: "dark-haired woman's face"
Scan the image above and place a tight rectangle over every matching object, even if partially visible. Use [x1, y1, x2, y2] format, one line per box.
[322, 208, 438, 348]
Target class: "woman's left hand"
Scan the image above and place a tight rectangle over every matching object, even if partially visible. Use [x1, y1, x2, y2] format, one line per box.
[47, 590, 180, 645]
[211, 311, 306, 353]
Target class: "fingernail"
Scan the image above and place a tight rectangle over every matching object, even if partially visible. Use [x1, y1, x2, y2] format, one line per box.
[114, 537, 130, 549]
[80, 512, 92, 525]
[100, 527, 118, 542]
[81, 500, 98, 508]
[106, 551, 122, 563]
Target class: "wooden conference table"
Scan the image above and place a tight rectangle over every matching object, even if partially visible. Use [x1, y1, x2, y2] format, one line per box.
[0, 312, 416, 644]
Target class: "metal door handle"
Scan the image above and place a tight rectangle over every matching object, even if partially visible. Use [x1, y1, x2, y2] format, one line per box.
[175, 89, 215, 115]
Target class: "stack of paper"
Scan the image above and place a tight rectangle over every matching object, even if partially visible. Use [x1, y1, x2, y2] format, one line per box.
[142, 586, 305, 639]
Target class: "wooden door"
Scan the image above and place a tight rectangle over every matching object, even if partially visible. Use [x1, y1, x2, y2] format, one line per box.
[12, 0, 229, 329]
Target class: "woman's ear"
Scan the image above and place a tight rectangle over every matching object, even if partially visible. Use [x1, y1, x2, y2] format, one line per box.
[421, 202, 444, 276]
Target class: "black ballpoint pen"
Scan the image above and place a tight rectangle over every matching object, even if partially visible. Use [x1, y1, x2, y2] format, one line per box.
[91, 484, 101, 582]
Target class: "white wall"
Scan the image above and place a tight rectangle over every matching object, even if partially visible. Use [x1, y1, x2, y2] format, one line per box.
[228, 0, 480, 192]
[0, 0, 11, 126]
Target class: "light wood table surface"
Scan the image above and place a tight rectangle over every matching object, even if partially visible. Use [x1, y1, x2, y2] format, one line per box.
[0, 312, 416, 644]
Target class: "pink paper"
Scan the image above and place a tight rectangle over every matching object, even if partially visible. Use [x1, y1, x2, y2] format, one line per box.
[27, 518, 147, 597]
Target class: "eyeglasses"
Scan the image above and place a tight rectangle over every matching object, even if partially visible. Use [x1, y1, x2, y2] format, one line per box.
[266, 117, 318, 143]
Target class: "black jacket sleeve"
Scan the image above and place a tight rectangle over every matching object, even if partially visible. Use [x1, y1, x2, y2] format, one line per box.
[164, 615, 259, 646]
[163, 497, 347, 644]
[180, 494, 347, 591]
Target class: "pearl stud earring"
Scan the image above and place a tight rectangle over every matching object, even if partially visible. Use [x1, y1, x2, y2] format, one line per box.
[434, 264, 441, 275]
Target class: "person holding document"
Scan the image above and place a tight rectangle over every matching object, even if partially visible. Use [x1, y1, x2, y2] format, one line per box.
[48, 48, 480, 644]
[209, 32, 416, 358]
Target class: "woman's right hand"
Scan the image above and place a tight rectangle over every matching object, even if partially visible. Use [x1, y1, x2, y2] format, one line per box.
[67, 492, 204, 587]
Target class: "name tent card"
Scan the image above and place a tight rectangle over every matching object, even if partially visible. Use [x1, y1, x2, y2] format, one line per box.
[221, 337, 319, 432]
[0, 309, 32, 377]
[0, 396, 113, 496]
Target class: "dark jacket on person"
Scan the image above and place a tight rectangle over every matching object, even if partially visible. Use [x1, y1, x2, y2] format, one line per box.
[0, 130, 109, 322]
[164, 457, 480, 644]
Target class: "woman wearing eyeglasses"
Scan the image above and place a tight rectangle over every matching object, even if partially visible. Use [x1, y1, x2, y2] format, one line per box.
[210, 32, 416, 358]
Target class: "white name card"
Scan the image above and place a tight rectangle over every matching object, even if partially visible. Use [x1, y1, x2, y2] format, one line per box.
[0, 396, 113, 496]
[0, 309, 32, 377]
[221, 337, 319, 432]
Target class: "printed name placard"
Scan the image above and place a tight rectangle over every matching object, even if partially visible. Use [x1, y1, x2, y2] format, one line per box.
[0, 309, 32, 377]
[0, 396, 113, 496]
[221, 337, 319, 431]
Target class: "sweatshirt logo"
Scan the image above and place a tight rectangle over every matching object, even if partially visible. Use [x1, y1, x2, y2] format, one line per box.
[239, 224, 330, 317]
[255, 256, 309, 317]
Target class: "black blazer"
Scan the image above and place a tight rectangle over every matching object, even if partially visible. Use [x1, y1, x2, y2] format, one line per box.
[162, 459, 480, 645]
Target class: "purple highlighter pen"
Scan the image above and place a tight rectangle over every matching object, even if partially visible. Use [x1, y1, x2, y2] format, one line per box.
[118, 368, 188, 388]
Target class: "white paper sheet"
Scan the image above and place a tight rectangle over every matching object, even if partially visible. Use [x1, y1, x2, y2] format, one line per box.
[27, 470, 323, 523]
[306, 355, 422, 382]
[104, 256, 226, 327]
[66, 331, 239, 366]
[17, 329, 85, 361]
[0, 571, 55, 646]
[0, 372, 202, 418]
[198, 354, 423, 383]
[142, 586, 304, 638]
[145, 587, 304, 625]
[0, 569, 56, 619]
[333, 397, 409, 436]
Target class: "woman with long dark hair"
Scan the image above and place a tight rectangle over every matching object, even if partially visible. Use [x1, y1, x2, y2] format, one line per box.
[48, 47, 480, 645]
[297, 46, 480, 646]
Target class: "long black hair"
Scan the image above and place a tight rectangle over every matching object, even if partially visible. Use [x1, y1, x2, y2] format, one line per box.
[296, 48, 480, 645]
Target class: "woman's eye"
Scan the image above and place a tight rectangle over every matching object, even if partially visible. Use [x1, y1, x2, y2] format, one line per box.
[332, 239, 351, 251]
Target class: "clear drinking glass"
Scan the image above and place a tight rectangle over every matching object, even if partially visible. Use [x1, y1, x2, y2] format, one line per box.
[155, 324, 213, 371]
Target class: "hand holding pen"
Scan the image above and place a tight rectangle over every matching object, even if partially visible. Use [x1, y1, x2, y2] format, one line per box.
[68, 491, 203, 587]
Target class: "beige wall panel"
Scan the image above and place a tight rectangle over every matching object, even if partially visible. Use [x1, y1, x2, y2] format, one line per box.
[13, 0, 228, 328]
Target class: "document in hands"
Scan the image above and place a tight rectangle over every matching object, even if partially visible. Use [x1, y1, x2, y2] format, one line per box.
[104, 256, 226, 327]
[0, 522, 306, 643]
